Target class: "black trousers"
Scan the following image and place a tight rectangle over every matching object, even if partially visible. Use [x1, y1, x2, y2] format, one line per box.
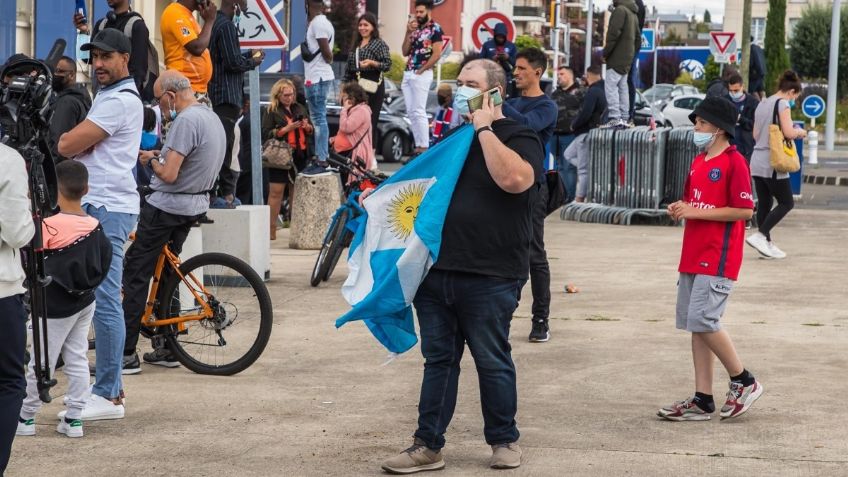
[213, 103, 241, 198]
[0, 294, 27, 474]
[122, 204, 200, 354]
[528, 181, 551, 321]
[366, 81, 385, 147]
[754, 175, 794, 241]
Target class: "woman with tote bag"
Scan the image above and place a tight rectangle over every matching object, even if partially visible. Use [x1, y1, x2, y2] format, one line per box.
[747, 70, 807, 260]
[343, 12, 391, 148]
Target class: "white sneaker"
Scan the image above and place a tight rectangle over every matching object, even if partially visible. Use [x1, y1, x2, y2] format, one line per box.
[58, 394, 124, 421]
[57, 418, 84, 438]
[768, 241, 787, 259]
[745, 232, 773, 258]
[16, 418, 35, 436]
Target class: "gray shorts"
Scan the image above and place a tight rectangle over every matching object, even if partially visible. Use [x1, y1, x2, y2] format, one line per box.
[676, 273, 734, 332]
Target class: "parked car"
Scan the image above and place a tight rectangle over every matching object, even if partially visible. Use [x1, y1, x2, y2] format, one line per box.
[642, 83, 700, 108]
[633, 90, 667, 127]
[661, 93, 705, 127]
[250, 73, 414, 162]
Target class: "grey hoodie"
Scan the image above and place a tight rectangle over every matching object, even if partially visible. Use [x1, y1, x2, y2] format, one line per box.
[603, 0, 642, 74]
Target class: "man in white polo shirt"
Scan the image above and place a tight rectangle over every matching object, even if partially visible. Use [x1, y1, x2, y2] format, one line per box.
[58, 28, 143, 421]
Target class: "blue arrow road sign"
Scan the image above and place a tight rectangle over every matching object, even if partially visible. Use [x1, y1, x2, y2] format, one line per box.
[802, 95, 825, 119]
[641, 29, 655, 52]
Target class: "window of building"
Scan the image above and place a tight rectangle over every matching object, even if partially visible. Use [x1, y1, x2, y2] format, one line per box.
[752, 18, 766, 44]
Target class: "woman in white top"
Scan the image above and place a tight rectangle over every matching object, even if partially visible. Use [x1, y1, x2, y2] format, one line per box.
[745, 70, 807, 260]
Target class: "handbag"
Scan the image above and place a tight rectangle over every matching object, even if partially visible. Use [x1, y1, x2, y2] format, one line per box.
[768, 101, 800, 173]
[334, 122, 370, 154]
[300, 39, 319, 63]
[262, 119, 295, 170]
[355, 48, 382, 94]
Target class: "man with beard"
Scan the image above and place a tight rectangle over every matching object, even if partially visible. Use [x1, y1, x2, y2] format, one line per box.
[74, 0, 154, 101]
[401, 0, 444, 156]
[480, 23, 516, 85]
[57, 28, 143, 421]
[49, 56, 92, 162]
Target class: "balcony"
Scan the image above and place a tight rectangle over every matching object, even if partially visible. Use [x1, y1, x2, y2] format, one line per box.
[514, 6, 546, 18]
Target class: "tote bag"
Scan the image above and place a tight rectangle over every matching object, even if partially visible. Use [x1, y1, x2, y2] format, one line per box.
[768, 101, 800, 173]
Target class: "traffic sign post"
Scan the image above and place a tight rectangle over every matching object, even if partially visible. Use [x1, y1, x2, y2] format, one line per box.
[239, 0, 287, 207]
[640, 29, 655, 53]
[470, 11, 515, 51]
[802, 94, 826, 128]
[709, 31, 737, 64]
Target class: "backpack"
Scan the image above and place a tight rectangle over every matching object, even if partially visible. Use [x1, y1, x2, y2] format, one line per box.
[94, 13, 159, 97]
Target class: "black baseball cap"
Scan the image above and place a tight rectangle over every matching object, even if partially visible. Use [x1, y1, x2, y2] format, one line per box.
[81, 28, 131, 54]
[689, 96, 737, 139]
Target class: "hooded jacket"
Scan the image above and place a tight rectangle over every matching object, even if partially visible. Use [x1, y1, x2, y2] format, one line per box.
[49, 85, 92, 161]
[43, 224, 112, 318]
[480, 23, 517, 78]
[603, 0, 642, 74]
[551, 82, 584, 135]
[0, 144, 35, 299]
[572, 80, 607, 136]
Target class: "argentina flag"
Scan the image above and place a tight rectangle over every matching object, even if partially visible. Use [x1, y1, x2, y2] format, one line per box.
[335, 125, 475, 354]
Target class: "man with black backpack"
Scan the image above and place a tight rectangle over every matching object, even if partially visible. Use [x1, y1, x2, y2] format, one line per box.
[73, 0, 157, 102]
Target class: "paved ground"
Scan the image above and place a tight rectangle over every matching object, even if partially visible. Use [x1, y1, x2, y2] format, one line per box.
[8, 207, 848, 476]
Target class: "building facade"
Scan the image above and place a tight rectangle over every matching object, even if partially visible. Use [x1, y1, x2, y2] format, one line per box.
[723, 0, 834, 45]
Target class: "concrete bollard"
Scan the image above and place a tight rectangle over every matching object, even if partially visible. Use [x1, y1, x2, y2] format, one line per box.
[807, 131, 818, 165]
[204, 205, 271, 280]
[289, 173, 343, 250]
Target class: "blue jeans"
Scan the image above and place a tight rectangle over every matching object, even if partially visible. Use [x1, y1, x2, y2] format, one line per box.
[550, 134, 576, 203]
[0, 294, 26, 474]
[305, 80, 331, 162]
[412, 270, 522, 450]
[84, 204, 137, 399]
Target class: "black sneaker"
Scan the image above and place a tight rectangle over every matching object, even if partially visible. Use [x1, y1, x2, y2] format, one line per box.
[122, 353, 141, 375]
[142, 348, 181, 368]
[528, 319, 550, 343]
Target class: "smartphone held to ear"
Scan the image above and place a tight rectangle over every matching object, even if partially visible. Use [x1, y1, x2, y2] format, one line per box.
[467, 88, 504, 113]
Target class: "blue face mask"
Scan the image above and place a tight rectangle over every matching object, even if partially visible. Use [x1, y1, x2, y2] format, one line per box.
[788, 99, 796, 108]
[729, 91, 744, 102]
[693, 131, 715, 148]
[169, 108, 177, 121]
[453, 85, 480, 117]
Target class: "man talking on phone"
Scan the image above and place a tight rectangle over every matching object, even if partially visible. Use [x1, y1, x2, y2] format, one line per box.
[502, 47, 557, 343]
[382, 59, 543, 474]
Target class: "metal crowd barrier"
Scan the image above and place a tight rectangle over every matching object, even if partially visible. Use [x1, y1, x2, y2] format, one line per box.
[560, 126, 696, 226]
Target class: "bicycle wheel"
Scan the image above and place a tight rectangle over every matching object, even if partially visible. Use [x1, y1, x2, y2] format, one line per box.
[322, 209, 350, 282]
[310, 212, 340, 287]
[158, 253, 273, 375]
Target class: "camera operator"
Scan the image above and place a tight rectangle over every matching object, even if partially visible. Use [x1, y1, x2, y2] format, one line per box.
[49, 56, 92, 162]
[57, 28, 143, 421]
[0, 142, 36, 475]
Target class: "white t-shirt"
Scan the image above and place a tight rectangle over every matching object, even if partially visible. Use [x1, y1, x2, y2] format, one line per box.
[76, 78, 143, 215]
[304, 14, 335, 84]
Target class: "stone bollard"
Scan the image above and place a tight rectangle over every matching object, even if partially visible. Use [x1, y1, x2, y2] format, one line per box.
[204, 205, 271, 280]
[289, 173, 343, 249]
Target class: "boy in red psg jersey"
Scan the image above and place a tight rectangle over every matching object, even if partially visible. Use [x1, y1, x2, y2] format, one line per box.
[658, 96, 763, 422]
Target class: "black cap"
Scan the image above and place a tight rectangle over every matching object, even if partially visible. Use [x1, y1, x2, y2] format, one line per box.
[689, 96, 737, 139]
[81, 28, 131, 54]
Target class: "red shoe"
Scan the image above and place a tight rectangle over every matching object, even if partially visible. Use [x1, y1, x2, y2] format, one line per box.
[657, 397, 711, 421]
[720, 380, 764, 419]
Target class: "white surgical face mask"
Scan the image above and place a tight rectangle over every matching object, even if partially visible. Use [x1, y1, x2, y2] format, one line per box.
[453, 85, 480, 117]
[729, 91, 744, 102]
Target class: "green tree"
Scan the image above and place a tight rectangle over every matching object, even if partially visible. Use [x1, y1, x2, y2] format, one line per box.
[660, 29, 684, 46]
[515, 34, 543, 50]
[704, 10, 712, 24]
[790, 5, 848, 98]
[387, 53, 406, 83]
[703, 55, 721, 85]
[764, 0, 791, 94]
[675, 71, 694, 85]
[326, 0, 359, 59]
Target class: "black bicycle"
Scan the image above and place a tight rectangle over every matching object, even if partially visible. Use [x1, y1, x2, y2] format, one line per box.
[310, 153, 386, 287]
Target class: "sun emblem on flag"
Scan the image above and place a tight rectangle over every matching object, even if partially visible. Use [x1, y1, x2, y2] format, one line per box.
[387, 183, 427, 241]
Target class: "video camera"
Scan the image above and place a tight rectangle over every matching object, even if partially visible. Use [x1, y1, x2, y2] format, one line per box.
[0, 43, 66, 403]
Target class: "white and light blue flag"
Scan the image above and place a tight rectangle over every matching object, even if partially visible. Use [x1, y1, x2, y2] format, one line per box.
[335, 125, 475, 354]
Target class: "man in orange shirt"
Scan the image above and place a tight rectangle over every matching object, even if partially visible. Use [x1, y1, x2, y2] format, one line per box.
[160, 0, 217, 95]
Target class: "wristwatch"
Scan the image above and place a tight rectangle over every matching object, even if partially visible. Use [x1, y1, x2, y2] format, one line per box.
[475, 125, 494, 137]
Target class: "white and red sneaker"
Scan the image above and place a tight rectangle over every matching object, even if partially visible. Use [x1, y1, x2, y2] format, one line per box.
[657, 397, 712, 421]
[720, 380, 764, 419]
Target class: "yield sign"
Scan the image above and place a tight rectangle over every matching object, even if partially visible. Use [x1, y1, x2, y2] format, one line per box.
[237, 0, 288, 48]
[471, 11, 515, 50]
[438, 35, 453, 64]
[709, 32, 736, 55]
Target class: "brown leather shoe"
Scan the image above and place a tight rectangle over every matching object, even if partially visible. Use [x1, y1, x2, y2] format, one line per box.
[490, 442, 521, 469]
[381, 438, 445, 474]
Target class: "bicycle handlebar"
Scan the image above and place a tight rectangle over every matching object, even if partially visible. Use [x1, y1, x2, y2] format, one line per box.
[327, 151, 387, 185]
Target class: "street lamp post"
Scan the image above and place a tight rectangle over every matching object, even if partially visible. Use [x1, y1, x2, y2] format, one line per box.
[585, 0, 593, 74]
[825, 0, 841, 151]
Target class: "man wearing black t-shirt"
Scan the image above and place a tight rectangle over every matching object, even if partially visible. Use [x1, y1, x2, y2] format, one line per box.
[382, 59, 544, 474]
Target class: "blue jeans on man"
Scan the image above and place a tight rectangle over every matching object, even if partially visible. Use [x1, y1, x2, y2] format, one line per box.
[550, 134, 576, 203]
[305, 80, 332, 163]
[84, 204, 137, 400]
[412, 269, 522, 450]
[0, 294, 27, 473]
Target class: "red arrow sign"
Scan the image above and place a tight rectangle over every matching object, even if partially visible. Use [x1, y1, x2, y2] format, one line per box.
[710, 32, 735, 54]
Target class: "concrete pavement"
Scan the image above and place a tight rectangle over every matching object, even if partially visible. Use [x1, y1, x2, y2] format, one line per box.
[7, 207, 848, 476]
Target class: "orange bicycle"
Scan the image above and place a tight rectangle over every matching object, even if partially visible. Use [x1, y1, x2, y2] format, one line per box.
[138, 237, 273, 375]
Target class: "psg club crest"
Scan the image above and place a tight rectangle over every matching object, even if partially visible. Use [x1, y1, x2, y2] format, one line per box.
[709, 168, 721, 182]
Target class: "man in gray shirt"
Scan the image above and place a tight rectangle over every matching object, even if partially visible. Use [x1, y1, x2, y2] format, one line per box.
[121, 70, 225, 372]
